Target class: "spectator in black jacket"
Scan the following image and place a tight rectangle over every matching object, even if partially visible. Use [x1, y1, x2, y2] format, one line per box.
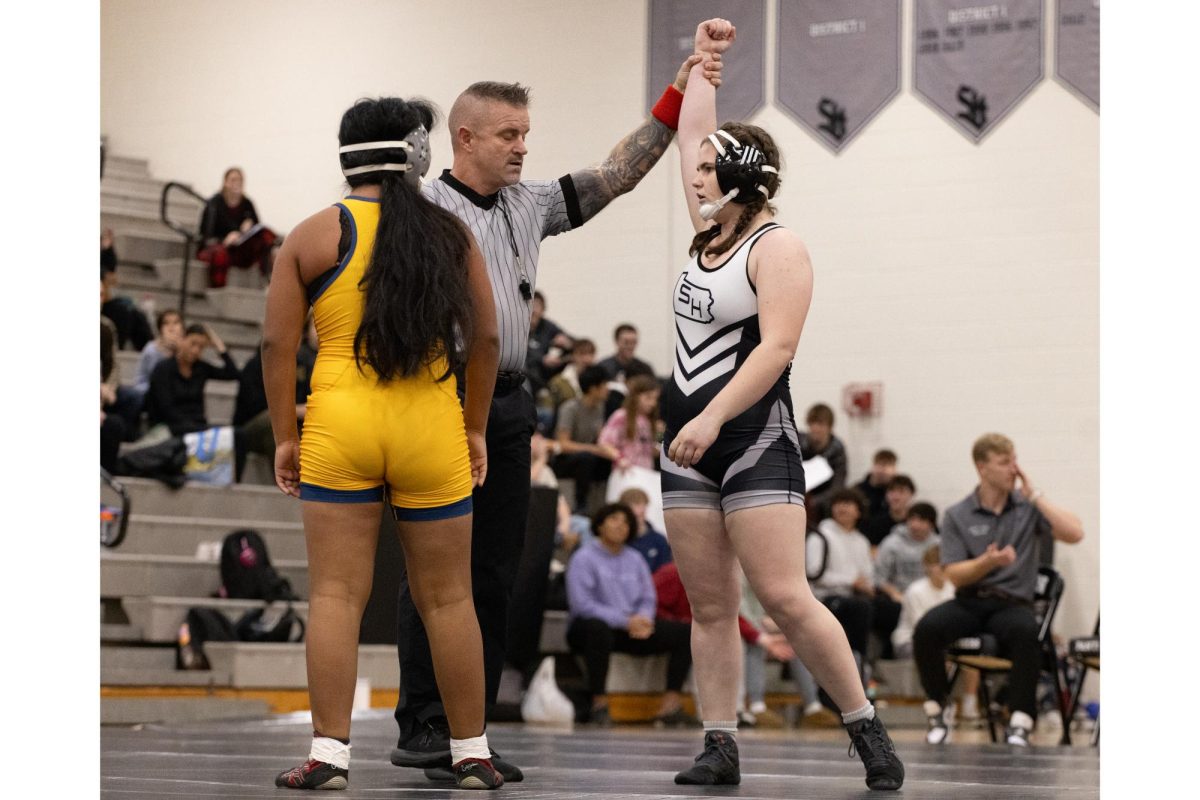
[100, 228, 153, 351]
[145, 323, 239, 436]
[798, 402, 848, 524]
[197, 167, 278, 288]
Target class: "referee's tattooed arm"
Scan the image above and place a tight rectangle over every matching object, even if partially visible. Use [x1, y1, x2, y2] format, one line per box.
[571, 117, 674, 223]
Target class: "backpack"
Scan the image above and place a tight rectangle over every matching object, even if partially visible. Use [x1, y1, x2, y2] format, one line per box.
[116, 436, 187, 488]
[235, 604, 306, 643]
[176, 606, 238, 670]
[219, 529, 298, 602]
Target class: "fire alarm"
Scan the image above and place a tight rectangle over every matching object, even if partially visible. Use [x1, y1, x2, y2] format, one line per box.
[842, 382, 883, 418]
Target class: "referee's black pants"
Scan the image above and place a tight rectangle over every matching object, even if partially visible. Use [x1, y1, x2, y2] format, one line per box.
[393, 387, 536, 738]
[912, 596, 1041, 718]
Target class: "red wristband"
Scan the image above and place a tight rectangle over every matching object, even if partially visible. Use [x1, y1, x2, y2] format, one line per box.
[651, 84, 684, 131]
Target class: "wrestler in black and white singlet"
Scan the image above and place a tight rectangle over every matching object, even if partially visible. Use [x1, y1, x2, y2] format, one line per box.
[660, 222, 807, 514]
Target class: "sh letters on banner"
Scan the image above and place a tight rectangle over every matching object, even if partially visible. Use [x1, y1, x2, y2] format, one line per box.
[646, 0, 767, 123]
[776, 0, 901, 153]
[913, 0, 1045, 143]
[1056, 0, 1099, 111]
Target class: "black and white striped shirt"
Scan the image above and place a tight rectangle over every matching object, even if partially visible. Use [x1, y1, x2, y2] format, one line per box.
[422, 170, 583, 371]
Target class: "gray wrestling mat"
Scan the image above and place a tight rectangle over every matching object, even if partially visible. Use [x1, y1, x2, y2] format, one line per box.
[100, 710, 1099, 798]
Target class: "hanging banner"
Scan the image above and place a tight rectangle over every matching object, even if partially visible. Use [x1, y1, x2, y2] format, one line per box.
[913, 0, 1044, 143]
[776, 0, 901, 153]
[646, 0, 767, 123]
[1056, 0, 1099, 111]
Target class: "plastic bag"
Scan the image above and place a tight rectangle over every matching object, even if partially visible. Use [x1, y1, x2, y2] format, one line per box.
[520, 656, 574, 726]
[183, 426, 234, 486]
[605, 464, 665, 532]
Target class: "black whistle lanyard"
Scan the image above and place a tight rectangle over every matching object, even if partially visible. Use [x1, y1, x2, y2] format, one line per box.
[497, 193, 532, 301]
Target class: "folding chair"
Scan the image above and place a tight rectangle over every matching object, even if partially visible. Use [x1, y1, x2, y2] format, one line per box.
[1066, 613, 1100, 746]
[945, 566, 1072, 744]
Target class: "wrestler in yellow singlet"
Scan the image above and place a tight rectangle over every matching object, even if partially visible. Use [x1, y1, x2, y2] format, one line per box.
[298, 196, 473, 517]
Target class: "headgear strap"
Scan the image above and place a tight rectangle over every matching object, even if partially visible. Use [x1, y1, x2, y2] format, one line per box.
[338, 126, 431, 188]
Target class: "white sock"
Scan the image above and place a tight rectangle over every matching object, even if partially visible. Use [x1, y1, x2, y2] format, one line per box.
[924, 700, 944, 718]
[1009, 711, 1035, 731]
[310, 736, 350, 770]
[803, 700, 823, 716]
[703, 720, 738, 736]
[841, 703, 875, 725]
[450, 733, 490, 763]
[749, 701, 768, 714]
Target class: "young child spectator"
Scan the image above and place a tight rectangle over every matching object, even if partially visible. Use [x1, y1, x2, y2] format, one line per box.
[855, 449, 898, 523]
[597, 323, 654, 383]
[810, 488, 874, 678]
[144, 323, 239, 436]
[619, 487, 673, 574]
[891, 544, 954, 659]
[872, 502, 940, 659]
[566, 504, 694, 727]
[134, 309, 184, 397]
[862, 474, 916, 547]
[599, 375, 661, 471]
[552, 365, 619, 513]
[197, 167, 278, 288]
[797, 403, 848, 523]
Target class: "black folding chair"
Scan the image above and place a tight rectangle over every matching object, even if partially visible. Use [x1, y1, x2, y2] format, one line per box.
[1066, 613, 1100, 746]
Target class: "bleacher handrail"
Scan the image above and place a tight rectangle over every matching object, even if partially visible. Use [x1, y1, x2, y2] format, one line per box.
[101, 468, 131, 548]
[160, 181, 206, 316]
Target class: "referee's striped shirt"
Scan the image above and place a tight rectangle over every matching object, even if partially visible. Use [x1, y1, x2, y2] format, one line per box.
[422, 169, 584, 372]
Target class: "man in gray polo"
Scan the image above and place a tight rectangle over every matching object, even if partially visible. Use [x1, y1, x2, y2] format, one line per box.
[913, 433, 1084, 747]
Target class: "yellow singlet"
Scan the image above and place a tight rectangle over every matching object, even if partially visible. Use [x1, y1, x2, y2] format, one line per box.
[298, 196, 473, 517]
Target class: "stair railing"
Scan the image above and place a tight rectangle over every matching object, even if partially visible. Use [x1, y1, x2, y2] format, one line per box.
[160, 182, 207, 316]
[101, 468, 131, 548]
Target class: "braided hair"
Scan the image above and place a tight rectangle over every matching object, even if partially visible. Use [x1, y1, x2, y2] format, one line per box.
[689, 122, 782, 260]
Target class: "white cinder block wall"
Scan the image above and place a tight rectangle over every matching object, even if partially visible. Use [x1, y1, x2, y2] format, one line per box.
[102, 0, 1098, 637]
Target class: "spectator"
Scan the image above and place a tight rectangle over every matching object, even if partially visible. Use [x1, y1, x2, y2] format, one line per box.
[531, 431, 585, 556]
[914, 433, 1084, 746]
[855, 449, 898, 522]
[144, 323, 239, 436]
[862, 474, 916, 547]
[101, 228, 153, 351]
[872, 502, 940, 659]
[810, 488, 874, 678]
[546, 337, 597, 411]
[891, 545, 954, 659]
[619, 487, 672, 574]
[525, 290, 574, 392]
[134, 309, 184, 397]
[100, 316, 126, 472]
[598, 374, 661, 471]
[197, 167, 278, 288]
[797, 402, 848, 523]
[552, 365, 618, 513]
[603, 358, 656, 420]
[597, 323, 654, 383]
[566, 504, 695, 727]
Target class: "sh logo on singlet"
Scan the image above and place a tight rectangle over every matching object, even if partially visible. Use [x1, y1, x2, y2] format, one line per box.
[676, 277, 715, 323]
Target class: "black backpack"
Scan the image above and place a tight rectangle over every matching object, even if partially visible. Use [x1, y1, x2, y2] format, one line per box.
[176, 607, 238, 670]
[235, 604, 306, 643]
[219, 529, 299, 602]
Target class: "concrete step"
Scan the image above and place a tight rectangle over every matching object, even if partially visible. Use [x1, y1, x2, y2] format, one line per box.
[117, 514, 305, 559]
[115, 477, 302, 522]
[113, 228, 190, 265]
[101, 644, 230, 686]
[206, 287, 267, 324]
[102, 187, 203, 221]
[101, 696, 271, 725]
[101, 172, 167, 197]
[112, 285, 215, 322]
[103, 208, 197, 240]
[154, 256, 268, 293]
[102, 623, 143, 643]
[103, 154, 152, 179]
[206, 643, 399, 689]
[100, 552, 309, 600]
[122, 596, 311, 644]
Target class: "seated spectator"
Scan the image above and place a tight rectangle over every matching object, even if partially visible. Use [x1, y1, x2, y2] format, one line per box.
[809, 488, 874, 680]
[603, 359, 656, 420]
[619, 487, 672, 574]
[872, 502, 940, 659]
[197, 167, 278, 288]
[862, 474, 916, 547]
[797, 402, 848, 523]
[134, 309, 184, 397]
[596, 323, 654, 383]
[892, 545, 954, 659]
[101, 229, 153, 351]
[546, 337, 596, 413]
[855, 448, 898, 522]
[144, 323, 239, 437]
[599, 374, 661, 472]
[566, 504, 694, 727]
[552, 365, 618, 513]
[531, 431, 586, 557]
[913, 433, 1084, 746]
[526, 290, 574, 394]
[101, 316, 127, 473]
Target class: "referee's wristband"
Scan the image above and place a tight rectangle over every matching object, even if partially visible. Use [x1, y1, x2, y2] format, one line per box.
[651, 84, 685, 131]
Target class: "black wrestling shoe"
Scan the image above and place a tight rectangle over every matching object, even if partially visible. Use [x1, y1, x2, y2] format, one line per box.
[674, 731, 740, 785]
[275, 758, 348, 790]
[424, 750, 524, 783]
[390, 717, 451, 768]
[846, 715, 905, 791]
[453, 757, 504, 790]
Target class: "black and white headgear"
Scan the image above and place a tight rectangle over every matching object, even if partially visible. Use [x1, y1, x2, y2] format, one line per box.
[707, 129, 778, 204]
[338, 125, 431, 189]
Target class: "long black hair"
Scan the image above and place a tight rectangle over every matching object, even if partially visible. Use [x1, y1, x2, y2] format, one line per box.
[339, 97, 472, 382]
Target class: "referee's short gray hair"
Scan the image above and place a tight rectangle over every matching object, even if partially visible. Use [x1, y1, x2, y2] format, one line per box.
[463, 81, 531, 107]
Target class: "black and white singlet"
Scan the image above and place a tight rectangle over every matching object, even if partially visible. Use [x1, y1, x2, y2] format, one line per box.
[660, 222, 806, 514]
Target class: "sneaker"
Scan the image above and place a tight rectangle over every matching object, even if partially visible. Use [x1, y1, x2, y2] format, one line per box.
[751, 707, 786, 729]
[1006, 723, 1031, 746]
[654, 707, 702, 729]
[589, 706, 612, 727]
[424, 751, 524, 783]
[925, 702, 949, 745]
[845, 715, 905, 791]
[390, 718, 451, 768]
[736, 710, 757, 729]
[674, 731, 741, 785]
[453, 757, 504, 790]
[275, 758, 348, 790]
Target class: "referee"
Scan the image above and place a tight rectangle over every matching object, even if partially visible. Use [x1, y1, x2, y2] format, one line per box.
[390, 36, 725, 783]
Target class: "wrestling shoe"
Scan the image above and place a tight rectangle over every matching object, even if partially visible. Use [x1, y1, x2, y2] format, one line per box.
[453, 757, 504, 790]
[390, 717, 452, 768]
[846, 715, 905, 791]
[674, 731, 740, 785]
[274, 759, 348, 790]
[424, 750, 524, 783]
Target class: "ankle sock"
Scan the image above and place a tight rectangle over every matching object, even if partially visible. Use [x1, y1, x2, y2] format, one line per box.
[841, 703, 875, 726]
[703, 720, 738, 736]
[1009, 711, 1034, 731]
[924, 700, 944, 718]
[310, 736, 351, 770]
[450, 733, 490, 763]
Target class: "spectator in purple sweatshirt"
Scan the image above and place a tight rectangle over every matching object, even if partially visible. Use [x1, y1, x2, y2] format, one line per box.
[566, 503, 696, 727]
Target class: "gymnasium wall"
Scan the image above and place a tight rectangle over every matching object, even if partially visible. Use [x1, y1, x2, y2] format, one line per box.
[101, 0, 1098, 636]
